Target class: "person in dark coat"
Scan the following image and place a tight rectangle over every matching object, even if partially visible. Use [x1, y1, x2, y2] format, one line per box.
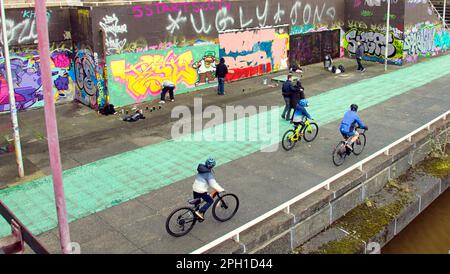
[281, 74, 297, 120]
[289, 80, 306, 120]
[215, 58, 228, 95]
[356, 41, 366, 72]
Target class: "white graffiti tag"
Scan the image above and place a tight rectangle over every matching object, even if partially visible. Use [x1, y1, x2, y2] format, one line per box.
[167, 11, 187, 34]
[256, 0, 269, 27]
[100, 13, 128, 55]
[274, 3, 285, 24]
[290, 1, 336, 26]
[215, 7, 235, 32]
[191, 9, 212, 34]
[240, 6, 253, 28]
[99, 14, 127, 37]
[0, 18, 38, 45]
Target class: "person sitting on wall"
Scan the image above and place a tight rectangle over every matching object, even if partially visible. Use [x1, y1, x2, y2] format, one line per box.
[290, 63, 303, 74]
[159, 80, 176, 104]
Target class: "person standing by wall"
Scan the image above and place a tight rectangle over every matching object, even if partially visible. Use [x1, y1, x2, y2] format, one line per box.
[159, 80, 176, 104]
[215, 58, 228, 96]
[356, 41, 366, 72]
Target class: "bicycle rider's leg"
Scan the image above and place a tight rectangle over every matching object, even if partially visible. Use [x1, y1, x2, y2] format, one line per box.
[194, 192, 213, 220]
[350, 131, 360, 145]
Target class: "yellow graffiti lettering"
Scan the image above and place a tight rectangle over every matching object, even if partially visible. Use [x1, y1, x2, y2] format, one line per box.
[110, 50, 197, 101]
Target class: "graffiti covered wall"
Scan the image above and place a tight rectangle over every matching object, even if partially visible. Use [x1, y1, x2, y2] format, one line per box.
[89, 0, 345, 55]
[88, 0, 345, 104]
[290, 29, 341, 66]
[0, 47, 74, 112]
[219, 28, 289, 82]
[70, 7, 109, 111]
[344, 0, 405, 65]
[403, 1, 450, 63]
[107, 44, 219, 107]
[0, 8, 72, 47]
[403, 22, 450, 63]
[0, 8, 74, 112]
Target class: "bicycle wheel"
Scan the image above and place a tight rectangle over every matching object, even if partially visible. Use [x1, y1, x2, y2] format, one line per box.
[212, 193, 239, 222]
[166, 207, 197, 237]
[332, 142, 347, 166]
[302, 122, 319, 142]
[352, 134, 366, 156]
[282, 130, 297, 151]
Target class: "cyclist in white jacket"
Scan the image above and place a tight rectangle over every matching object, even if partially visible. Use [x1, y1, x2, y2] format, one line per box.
[192, 158, 225, 220]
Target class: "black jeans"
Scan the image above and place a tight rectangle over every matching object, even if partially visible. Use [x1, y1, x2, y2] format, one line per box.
[193, 191, 214, 213]
[356, 57, 364, 70]
[161, 86, 175, 101]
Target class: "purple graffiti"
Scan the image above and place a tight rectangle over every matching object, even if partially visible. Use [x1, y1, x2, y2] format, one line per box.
[0, 58, 43, 112]
[132, 1, 232, 18]
[0, 50, 73, 112]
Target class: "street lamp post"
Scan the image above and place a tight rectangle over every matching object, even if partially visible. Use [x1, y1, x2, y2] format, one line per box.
[35, 0, 72, 254]
[384, 0, 391, 71]
[0, 0, 25, 178]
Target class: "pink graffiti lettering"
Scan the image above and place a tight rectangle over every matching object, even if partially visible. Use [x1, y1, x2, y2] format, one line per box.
[219, 29, 276, 54]
[132, 1, 232, 18]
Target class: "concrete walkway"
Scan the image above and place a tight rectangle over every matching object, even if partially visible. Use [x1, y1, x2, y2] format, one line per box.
[1, 55, 450, 253]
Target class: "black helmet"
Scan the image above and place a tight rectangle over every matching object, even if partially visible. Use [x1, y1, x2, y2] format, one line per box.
[350, 104, 358, 112]
[205, 157, 216, 169]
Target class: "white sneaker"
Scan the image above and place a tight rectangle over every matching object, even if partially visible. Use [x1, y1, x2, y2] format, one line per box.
[170, 99, 175, 102]
[195, 211, 204, 220]
[159, 100, 165, 104]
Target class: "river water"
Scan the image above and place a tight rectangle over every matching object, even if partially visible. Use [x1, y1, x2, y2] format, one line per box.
[382, 188, 450, 254]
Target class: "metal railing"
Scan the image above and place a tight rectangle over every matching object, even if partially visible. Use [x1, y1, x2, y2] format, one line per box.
[191, 110, 449, 254]
[429, 0, 449, 29]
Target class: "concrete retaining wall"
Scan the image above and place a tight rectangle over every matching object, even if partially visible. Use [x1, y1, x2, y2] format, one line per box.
[206, 116, 449, 254]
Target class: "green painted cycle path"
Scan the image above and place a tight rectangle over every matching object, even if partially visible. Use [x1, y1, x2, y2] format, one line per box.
[1, 54, 450, 237]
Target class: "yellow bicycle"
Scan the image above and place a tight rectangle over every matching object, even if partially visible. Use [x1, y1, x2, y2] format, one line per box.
[282, 118, 319, 151]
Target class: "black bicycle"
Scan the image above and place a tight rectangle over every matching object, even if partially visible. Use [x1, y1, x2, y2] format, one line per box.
[332, 127, 367, 166]
[165, 192, 239, 237]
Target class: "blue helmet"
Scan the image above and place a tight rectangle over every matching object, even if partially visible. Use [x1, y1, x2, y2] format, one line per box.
[205, 158, 216, 169]
[299, 99, 309, 107]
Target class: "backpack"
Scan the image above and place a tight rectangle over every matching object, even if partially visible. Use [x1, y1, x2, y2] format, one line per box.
[100, 104, 116, 116]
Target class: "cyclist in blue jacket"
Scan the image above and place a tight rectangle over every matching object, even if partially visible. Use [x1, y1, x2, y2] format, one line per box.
[292, 99, 313, 131]
[340, 104, 368, 154]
